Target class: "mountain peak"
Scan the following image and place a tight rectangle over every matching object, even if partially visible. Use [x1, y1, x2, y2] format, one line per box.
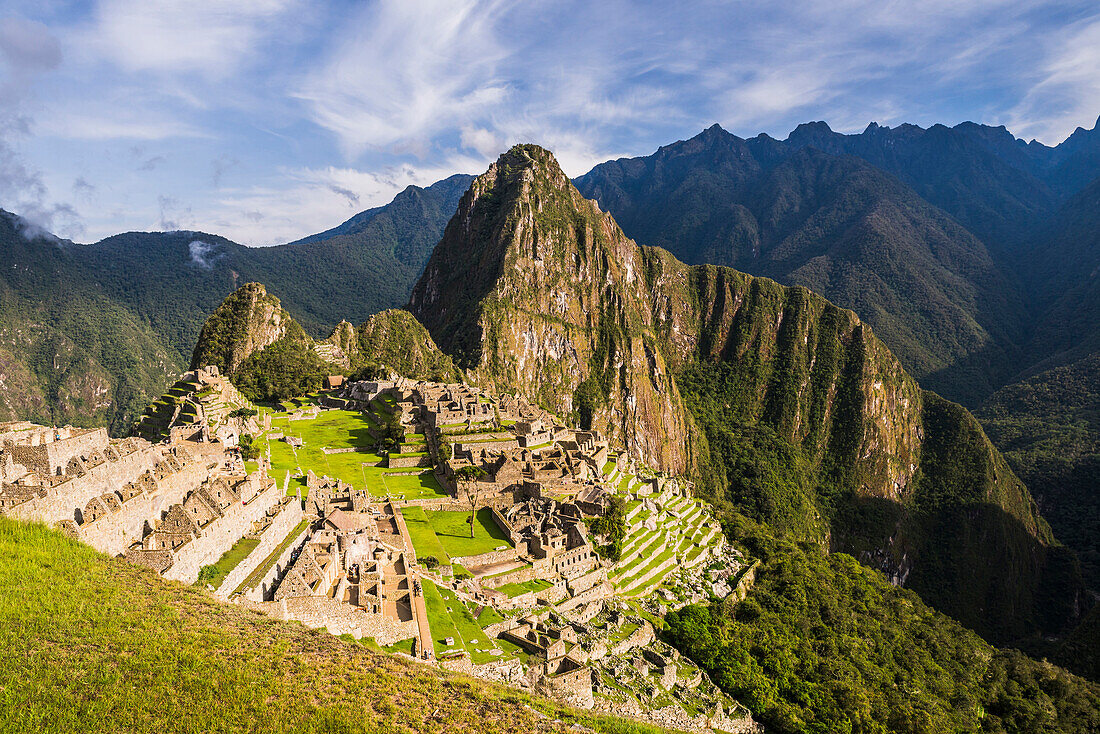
[190, 282, 301, 374]
[788, 120, 835, 140]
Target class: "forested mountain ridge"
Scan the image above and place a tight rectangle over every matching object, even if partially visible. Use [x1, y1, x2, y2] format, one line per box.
[409, 144, 1083, 644]
[576, 128, 1028, 403]
[0, 175, 470, 432]
[572, 121, 1100, 406]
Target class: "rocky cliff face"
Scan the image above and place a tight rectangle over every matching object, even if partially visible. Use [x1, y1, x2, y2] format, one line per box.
[190, 283, 297, 375]
[316, 320, 360, 369]
[410, 145, 1076, 641]
[411, 145, 921, 493]
[411, 146, 692, 470]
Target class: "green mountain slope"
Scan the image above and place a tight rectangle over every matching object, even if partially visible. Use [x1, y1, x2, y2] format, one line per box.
[409, 144, 1082, 644]
[663, 515, 1100, 734]
[978, 354, 1100, 589]
[0, 175, 470, 432]
[574, 125, 1028, 405]
[0, 517, 672, 734]
[0, 212, 177, 434]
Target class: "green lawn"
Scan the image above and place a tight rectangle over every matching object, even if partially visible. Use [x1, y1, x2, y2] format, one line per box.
[200, 536, 259, 591]
[257, 408, 448, 501]
[426, 509, 512, 559]
[421, 579, 463, 655]
[496, 579, 553, 598]
[400, 507, 451, 564]
[436, 585, 500, 664]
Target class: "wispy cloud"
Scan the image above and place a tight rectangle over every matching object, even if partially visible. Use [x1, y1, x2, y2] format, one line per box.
[1009, 16, 1100, 142]
[85, 0, 297, 76]
[5, 0, 1100, 244]
[206, 156, 483, 245]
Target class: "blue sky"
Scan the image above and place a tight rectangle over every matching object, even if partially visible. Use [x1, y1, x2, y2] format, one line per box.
[1, 0, 1098, 245]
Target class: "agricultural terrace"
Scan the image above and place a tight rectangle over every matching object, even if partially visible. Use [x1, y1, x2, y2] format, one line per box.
[252, 399, 447, 501]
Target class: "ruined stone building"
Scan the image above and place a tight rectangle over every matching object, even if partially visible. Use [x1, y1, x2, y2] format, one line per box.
[0, 421, 209, 555]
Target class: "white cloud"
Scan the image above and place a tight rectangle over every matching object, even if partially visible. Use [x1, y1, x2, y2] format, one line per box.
[202, 156, 484, 245]
[1008, 17, 1100, 143]
[87, 0, 296, 76]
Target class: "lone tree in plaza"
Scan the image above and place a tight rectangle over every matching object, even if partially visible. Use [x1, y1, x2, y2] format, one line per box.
[454, 465, 487, 537]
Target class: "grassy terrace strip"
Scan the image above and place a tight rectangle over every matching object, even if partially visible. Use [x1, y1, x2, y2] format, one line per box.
[616, 547, 677, 591]
[496, 579, 553, 598]
[234, 518, 310, 595]
[436, 585, 500, 664]
[204, 536, 260, 591]
[0, 519, 678, 734]
[421, 579, 464, 657]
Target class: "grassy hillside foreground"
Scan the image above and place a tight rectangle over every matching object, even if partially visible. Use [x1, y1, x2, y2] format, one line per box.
[0, 518, 672, 734]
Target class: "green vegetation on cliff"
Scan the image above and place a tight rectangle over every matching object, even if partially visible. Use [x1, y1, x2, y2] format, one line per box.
[355, 309, 461, 382]
[0, 213, 177, 434]
[233, 336, 336, 403]
[0, 517, 673, 734]
[664, 515, 1100, 734]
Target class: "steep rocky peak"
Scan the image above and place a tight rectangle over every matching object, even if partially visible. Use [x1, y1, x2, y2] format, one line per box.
[190, 282, 301, 375]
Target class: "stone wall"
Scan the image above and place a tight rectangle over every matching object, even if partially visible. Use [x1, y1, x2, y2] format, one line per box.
[8, 442, 190, 530]
[609, 620, 656, 657]
[5, 427, 109, 477]
[241, 523, 311, 602]
[535, 663, 593, 709]
[387, 454, 432, 469]
[77, 460, 208, 555]
[244, 595, 418, 644]
[567, 568, 607, 595]
[162, 479, 282, 583]
[453, 547, 519, 568]
[557, 581, 614, 613]
[215, 497, 304, 599]
[481, 564, 537, 589]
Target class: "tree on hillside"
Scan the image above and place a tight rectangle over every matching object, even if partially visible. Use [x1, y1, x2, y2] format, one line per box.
[454, 465, 488, 538]
[590, 494, 628, 561]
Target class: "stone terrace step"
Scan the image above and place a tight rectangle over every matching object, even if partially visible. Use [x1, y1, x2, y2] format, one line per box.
[621, 553, 679, 597]
[624, 502, 646, 525]
[612, 530, 668, 577]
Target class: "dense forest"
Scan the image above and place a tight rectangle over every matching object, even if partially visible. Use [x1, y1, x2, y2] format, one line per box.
[664, 514, 1100, 734]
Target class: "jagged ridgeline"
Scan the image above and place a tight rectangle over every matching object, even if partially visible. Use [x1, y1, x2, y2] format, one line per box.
[409, 144, 1083, 643]
[184, 283, 458, 405]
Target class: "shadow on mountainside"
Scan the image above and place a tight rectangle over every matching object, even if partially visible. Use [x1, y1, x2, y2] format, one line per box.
[831, 494, 1089, 651]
